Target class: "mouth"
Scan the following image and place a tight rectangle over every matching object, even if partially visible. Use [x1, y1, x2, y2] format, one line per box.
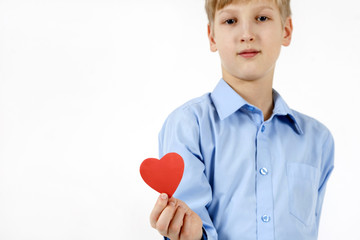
[238, 49, 260, 58]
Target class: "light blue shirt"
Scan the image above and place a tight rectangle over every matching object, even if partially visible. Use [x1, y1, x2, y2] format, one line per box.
[159, 79, 334, 240]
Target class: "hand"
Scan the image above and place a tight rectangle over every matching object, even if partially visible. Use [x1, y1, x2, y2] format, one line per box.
[150, 193, 203, 240]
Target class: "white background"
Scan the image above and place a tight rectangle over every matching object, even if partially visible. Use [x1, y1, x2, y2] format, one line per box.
[0, 0, 359, 239]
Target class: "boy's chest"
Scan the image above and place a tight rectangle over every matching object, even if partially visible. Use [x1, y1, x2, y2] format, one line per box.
[200, 114, 322, 196]
[201, 115, 322, 228]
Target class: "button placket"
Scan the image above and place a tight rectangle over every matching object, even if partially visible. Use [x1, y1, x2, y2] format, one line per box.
[255, 122, 275, 237]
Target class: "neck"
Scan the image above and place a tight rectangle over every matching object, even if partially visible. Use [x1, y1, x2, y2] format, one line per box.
[222, 69, 274, 121]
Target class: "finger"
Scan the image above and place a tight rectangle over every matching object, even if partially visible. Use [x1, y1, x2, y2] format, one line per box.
[167, 204, 187, 239]
[180, 211, 193, 239]
[156, 199, 178, 236]
[180, 211, 203, 240]
[150, 193, 168, 228]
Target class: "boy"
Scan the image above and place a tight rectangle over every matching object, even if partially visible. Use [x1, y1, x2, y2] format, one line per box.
[149, 0, 334, 239]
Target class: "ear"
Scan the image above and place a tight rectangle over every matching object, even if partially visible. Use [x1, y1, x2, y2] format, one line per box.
[282, 17, 293, 47]
[207, 24, 217, 52]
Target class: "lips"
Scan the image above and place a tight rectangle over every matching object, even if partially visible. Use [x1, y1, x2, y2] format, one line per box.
[238, 49, 260, 58]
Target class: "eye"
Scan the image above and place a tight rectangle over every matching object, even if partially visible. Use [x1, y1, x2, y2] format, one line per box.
[257, 16, 269, 22]
[224, 19, 236, 25]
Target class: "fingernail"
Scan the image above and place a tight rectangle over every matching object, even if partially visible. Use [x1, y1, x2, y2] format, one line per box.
[160, 193, 168, 200]
[169, 201, 176, 207]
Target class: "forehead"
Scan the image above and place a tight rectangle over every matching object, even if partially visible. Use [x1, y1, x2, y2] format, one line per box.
[216, 0, 278, 12]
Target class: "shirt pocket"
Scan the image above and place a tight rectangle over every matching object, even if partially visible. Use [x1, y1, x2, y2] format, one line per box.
[287, 162, 320, 226]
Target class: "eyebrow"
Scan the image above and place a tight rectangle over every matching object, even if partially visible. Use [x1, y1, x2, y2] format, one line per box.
[254, 5, 275, 11]
[218, 5, 275, 15]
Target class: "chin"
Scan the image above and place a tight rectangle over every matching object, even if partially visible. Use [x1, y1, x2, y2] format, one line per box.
[235, 73, 263, 82]
[223, 66, 267, 82]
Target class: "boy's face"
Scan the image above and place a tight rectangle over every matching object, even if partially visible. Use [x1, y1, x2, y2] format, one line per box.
[208, 0, 293, 82]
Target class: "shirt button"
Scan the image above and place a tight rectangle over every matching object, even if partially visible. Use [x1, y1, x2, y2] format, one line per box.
[247, 105, 255, 111]
[261, 215, 271, 223]
[259, 168, 268, 176]
[261, 125, 266, 132]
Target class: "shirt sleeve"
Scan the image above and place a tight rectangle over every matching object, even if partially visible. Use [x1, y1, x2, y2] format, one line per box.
[163, 227, 208, 240]
[159, 106, 218, 240]
[315, 130, 335, 228]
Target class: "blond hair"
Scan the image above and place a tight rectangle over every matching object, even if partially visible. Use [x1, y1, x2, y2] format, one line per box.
[205, 0, 291, 26]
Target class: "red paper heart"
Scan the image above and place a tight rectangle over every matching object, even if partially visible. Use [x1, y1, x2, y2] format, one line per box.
[140, 152, 184, 198]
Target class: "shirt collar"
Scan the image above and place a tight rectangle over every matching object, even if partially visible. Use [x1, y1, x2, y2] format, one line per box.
[210, 78, 304, 135]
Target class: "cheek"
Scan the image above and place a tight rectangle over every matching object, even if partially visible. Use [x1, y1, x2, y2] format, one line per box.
[263, 32, 283, 52]
[219, 45, 235, 63]
[263, 27, 283, 40]
[216, 38, 233, 56]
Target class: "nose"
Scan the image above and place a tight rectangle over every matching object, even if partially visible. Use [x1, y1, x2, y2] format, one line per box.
[240, 23, 255, 43]
[241, 35, 254, 43]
